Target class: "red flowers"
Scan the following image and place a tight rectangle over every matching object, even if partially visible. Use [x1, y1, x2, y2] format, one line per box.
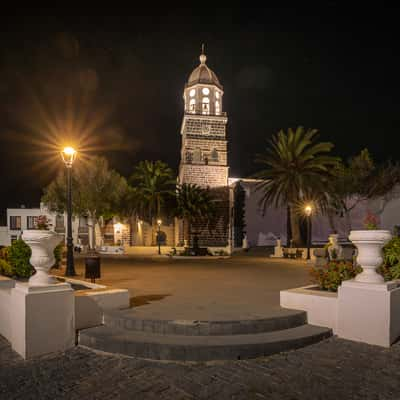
[36, 215, 49, 230]
[363, 211, 379, 230]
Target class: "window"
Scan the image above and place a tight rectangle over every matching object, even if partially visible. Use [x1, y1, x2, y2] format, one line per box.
[215, 100, 220, 115]
[189, 98, 196, 113]
[211, 148, 219, 161]
[189, 89, 196, 97]
[202, 97, 210, 115]
[202, 87, 210, 95]
[10, 216, 21, 230]
[27, 216, 38, 229]
[216, 91, 220, 99]
[186, 152, 193, 163]
[193, 148, 201, 163]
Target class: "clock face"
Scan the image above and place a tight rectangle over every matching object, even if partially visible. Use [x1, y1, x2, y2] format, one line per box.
[201, 122, 211, 134]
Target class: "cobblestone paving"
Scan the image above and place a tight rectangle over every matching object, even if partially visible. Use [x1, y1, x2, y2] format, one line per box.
[2, 335, 400, 399]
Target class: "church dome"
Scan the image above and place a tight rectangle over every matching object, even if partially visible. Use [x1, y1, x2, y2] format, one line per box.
[187, 51, 222, 89]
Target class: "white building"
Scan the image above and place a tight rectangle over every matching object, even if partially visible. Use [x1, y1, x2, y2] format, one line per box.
[0, 204, 86, 247]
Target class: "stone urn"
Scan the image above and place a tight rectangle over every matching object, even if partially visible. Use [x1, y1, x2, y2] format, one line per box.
[328, 233, 342, 260]
[349, 230, 392, 284]
[22, 230, 63, 286]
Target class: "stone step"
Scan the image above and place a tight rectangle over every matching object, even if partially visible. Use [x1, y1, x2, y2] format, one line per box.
[79, 324, 331, 361]
[103, 308, 307, 336]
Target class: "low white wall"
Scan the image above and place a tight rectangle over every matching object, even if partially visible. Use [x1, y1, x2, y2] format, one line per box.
[1, 275, 129, 343]
[56, 277, 130, 330]
[75, 288, 130, 330]
[280, 285, 338, 332]
[0, 277, 15, 341]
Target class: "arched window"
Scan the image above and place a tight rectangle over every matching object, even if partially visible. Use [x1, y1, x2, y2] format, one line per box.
[211, 148, 218, 161]
[215, 100, 220, 115]
[189, 89, 196, 97]
[215, 91, 220, 99]
[202, 87, 210, 95]
[189, 98, 196, 113]
[202, 97, 210, 115]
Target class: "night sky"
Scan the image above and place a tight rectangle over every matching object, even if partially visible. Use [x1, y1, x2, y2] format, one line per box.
[1, 6, 400, 223]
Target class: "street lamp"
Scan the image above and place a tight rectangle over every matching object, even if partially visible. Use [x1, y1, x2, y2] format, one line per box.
[61, 146, 77, 276]
[305, 204, 313, 260]
[157, 219, 162, 255]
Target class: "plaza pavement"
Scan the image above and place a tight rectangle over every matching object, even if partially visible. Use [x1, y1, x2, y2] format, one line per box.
[2, 333, 400, 399]
[2, 252, 400, 398]
[55, 250, 313, 320]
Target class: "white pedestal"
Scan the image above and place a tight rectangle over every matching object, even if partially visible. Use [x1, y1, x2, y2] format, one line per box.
[11, 282, 75, 359]
[337, 280, 400, 347]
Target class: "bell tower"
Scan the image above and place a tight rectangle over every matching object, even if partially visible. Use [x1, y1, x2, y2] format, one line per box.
[179, 47, 228, 188]
[178, 47, 230, 248]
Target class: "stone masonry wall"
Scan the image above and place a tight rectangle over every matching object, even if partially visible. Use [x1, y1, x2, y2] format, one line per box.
[180, 165, 228, 188]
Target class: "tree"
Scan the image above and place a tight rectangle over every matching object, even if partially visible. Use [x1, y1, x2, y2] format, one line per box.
[255, 126, 340, 246]
[175, 183, 216, 248]
[129, 160, 176, 231]
[327, 149, 400, 232]
[42, 156, 128, 249]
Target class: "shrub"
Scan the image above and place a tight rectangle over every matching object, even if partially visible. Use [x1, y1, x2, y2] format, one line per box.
[310, 260, 362, 292]
[378, 237, 400, 281]
[0, 246, 9, 261]
[53, 243, 64, 268]
[0, 259, 15, 277]
[8, 239, 33, 279]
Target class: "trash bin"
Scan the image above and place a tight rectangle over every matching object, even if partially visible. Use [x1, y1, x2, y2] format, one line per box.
[85, 255, 101, 283]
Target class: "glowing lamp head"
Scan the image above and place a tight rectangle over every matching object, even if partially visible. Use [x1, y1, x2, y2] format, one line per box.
[61, 146, 77, 167]
[305, 205, 313, 217]
[157, 219, 162, 226]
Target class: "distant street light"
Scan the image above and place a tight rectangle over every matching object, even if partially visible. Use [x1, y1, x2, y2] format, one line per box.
[157, 219, 162, 255]
[61, 146, 77, 276]
[305, 204, 313, 260]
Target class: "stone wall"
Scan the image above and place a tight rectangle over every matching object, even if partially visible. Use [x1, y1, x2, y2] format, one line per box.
[180, 165, 228, 188]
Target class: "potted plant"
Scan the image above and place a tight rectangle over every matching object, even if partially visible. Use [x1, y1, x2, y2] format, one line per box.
[22, 215, 63, 286]
[348, 211, 391, 284]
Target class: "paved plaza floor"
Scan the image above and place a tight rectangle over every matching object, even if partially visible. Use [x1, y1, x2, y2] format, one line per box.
[2, 334, 400, 399]
[2, 252, 400, 398]
[56, 251, 312, 320]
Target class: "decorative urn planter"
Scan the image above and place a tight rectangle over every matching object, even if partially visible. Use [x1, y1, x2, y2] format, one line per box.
[22, 230, 63, 286]
[328, 233, 341, 259]
[349, 230, 392, 284]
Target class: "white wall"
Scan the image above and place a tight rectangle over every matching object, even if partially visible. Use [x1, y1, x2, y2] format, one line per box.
[236, 180, 400, 247]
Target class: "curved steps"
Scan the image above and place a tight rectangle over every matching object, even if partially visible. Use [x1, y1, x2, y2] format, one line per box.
[79, 308, 332, 361]
[103, 308, 308, 336]
[80, 323, 331, 361]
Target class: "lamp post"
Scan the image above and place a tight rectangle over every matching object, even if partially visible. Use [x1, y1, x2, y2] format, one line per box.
[61, 146, 77, 276]
[305, 204, 313, 260]
[157, 219, 162, 255]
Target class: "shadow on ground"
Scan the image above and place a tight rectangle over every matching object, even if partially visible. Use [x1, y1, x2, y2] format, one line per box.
[130, 294, 171, 307]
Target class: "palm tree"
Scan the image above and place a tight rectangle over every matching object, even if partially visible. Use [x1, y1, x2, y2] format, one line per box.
[255, 126, 340, 246]
[130, 160, 176, 242]
[175, 184, 216, 248]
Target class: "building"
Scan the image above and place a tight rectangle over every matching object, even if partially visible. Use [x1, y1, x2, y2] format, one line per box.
[0, 204, 83, 247]
[177, 48, 230, 249]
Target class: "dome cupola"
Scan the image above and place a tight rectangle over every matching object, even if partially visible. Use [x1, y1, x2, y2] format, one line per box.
[187, 51, 222, 89]
[184, 46, 224, 116]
